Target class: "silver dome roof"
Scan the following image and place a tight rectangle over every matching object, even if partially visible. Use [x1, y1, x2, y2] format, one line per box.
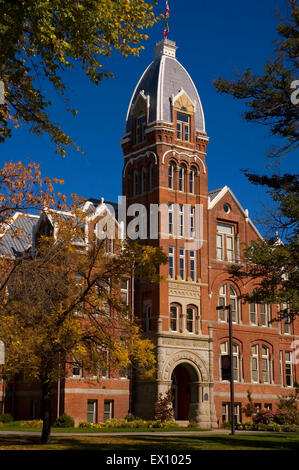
[125, 40, 205, 134]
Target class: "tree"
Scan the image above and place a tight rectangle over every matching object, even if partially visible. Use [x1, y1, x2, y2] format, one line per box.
[214, 1, 299, 315]
[242, 389, 256, 419]
[154, 389, 174, 422]
[0, 0, 160, 155]
[0, 210, 168, 443]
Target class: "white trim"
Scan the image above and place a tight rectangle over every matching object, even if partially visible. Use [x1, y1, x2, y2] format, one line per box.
[125, 61, 154, 130]
[172, 88, 196, 111]
[123, 150, 158, 176]
[162, 149, 206, 173]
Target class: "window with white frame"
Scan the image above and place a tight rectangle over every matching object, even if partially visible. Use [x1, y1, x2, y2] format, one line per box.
[179, 204, 184, 237]
[249, 302, 258, 325]
[87, 399, 98, 424]
[218, 285, 227, 322]
[190, 206, 195, 238]
[285, 351, 293, 387]
[170, 305, 178, 332]
[102, 349, 109, 379]
[168, 203, 174, 235]
[72, 358, 83, 378]
[220, 342, 240, 382]
[177, 111, 190, 141]
[230, 286, 239, 323]
[222, 403, 229, 423]
[179, 249, 185, 280]
[261, 345, 270, 383]
[283, 304, 291, 334]
[280, 351, 284, 386]
[189, 167, 196, 194]
[186, 307, 195, 333]
[121, 279, 129, 306]
[179, 165, 186, 191]
[190, 250, 196, 282]
[216, 223, 235, 262]
[168, 163, 175, 189]
[169, 247, 175, 279]
[260, 304, 269, 327]
[251, 345, 259, 383]
[103, 400, 113, 422]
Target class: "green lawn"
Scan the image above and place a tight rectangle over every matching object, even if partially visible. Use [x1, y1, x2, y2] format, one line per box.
[0, 433, 299, 450]
[0, 424, 200, 433]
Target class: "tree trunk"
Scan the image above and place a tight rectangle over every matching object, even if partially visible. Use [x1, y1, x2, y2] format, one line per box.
[41, 380, 52, 444]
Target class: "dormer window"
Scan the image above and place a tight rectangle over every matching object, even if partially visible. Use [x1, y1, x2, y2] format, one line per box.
[136, 115, 146, 144]
[177, 111, 190, 141]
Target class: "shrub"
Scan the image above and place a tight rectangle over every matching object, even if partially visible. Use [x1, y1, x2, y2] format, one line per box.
[19, 420, 43, 428]
[221, 421, 231, 429]
[78, 422, 93, 428]
[0, 413, 13, 423]
[253, 410, 276, 425]
[125, 413, 138, 422]
[154, 390, 174, 422]
[53, 413, 74, 428]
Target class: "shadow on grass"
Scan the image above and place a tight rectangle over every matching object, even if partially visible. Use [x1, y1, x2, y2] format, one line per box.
[0, 433, 299, 451]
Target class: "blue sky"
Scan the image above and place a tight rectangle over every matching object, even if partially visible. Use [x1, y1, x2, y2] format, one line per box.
[1, 0, 298, 234]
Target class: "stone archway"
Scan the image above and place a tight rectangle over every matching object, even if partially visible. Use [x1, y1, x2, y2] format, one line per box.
[171, 362, 198, 421]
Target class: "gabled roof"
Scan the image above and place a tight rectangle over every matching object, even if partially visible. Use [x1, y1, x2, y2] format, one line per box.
[208, 186, 263, 240]
[0, 213, 39, 257]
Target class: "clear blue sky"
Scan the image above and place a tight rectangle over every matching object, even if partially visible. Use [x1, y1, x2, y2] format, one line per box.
[1, 0, 298, 234]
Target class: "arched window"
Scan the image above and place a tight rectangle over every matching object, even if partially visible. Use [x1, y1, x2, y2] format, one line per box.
[218, 284, 240, 323]
[251, 344, 259, 383]
[179, 165, 186, 191]
[186, 306, 196, 333]
[220, 342, 240, 382]
[189, 167, 196, 193]
[168, 163, 175, 189]
[170, 305, 179, 332]
[261, 345, 270, 383]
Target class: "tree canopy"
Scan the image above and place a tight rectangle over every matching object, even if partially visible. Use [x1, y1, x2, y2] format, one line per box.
[0, 0, 160, 155]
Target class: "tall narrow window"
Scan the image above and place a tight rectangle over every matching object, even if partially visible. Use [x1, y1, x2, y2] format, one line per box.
[283, 304, 291, 334]
[251, 345, 259, 383]
[190, 250, 196, 282]
[189, 167, 195, 193]
[186, 307, 195, 333]
[179, 204, 184, 237]
[87, 400, 98, 424]
[249, 302, 258, 325]
[262, 345, 270, 383]
[168, 163, 175, 189]
[285, 352, 293, 387]
[260, 304, 268, 327]
[103, 400, 113, 422]
[73, 358, 83, 377]
[168, 203, 174, 235]
[179, 165, 186, 191]
[190, 206, 195, 238]
[170, 306, 178, 331]
[220, 342, 240, 382]
[218, 285, 227, 322]
[169, 247, 175, 279]
[136, 115, 146, 144]
[230, 286, 238, 323]
[121, 279, 129, 306]
[179, 249, 185, 280]
[177, 112, 190, 141]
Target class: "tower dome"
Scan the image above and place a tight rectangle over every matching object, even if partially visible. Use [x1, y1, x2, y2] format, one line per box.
[125, 39, 205, 135]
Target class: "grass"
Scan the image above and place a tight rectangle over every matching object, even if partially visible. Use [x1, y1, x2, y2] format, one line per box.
[0, 423, 201, 433]
[0, 433, 299, 450]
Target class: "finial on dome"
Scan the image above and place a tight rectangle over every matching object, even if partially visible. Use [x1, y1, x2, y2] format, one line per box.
[154, 39, 177, 59]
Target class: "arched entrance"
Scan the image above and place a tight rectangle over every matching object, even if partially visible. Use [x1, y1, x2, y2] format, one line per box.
[171, 363, 198, 421]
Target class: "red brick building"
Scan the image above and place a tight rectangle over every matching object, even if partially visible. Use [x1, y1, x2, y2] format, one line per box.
[0, 38, 298, 427]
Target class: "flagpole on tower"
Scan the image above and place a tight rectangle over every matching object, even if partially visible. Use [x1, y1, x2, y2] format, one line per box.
[163, 1, 170, 39]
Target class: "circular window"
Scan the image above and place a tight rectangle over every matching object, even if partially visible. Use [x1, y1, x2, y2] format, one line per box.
[224, 203, 231, 214]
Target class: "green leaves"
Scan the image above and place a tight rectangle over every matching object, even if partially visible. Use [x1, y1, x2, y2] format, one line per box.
[0, 0, 160, 155]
